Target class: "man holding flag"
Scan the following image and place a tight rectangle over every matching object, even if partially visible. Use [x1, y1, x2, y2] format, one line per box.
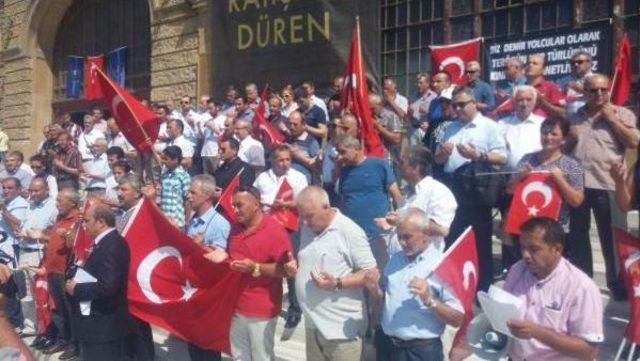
[365, 208, 464, 361]
[504, 217, 603, 360]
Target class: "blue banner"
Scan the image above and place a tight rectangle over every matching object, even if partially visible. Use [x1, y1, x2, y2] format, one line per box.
[66, 56, 84, 98]
[107, 46, 127, 87]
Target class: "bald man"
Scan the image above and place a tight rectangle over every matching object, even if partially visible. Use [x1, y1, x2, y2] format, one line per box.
[465, 61, 495, 113]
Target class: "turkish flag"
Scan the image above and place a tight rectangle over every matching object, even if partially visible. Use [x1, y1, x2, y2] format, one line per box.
[72, 202, 92, 265]
[95, 67, 160, 153]
[614, 228, 640, 343]
[270, 179, 298, 232]
[505, 172, 562, 235]
[218, 170, 242, 223]
[253, 85, 285, 150]
[33, 274, 55, 334]
[85, 55, 105, 100]
[488, 98, 513, 119]
[430, 38, 481, 85]
[611, 34, 632, 106]
[340, 18, 385, 157]
[123, 198, 243, 353]
[432, 227, 479, 361]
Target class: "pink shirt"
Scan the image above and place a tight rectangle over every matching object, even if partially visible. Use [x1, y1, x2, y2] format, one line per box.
[532, 78, 563, 118]
[504, 258, 603, 361]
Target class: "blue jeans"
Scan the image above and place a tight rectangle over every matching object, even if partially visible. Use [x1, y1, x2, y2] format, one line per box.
[375, 329, 443, 361]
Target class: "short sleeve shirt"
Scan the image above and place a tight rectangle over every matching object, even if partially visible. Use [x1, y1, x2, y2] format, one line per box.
[378, 108, 403, 163]
[228, 215, 292, 318]
[238, 136, 265, 167]
[339, 158, 395, 237]
[303, 105, 327, 129]
[409, 91, 437, 126]
[253, 168, 308, 212]
[159, 166, 191, 228]
[187, 207, 230, 248]
[504, 259, 604, 361]
[532, 79, 564, 118]
[295, 210, 376, 340]
[43, 209, 80, 275]
[169, 135, 195, 158]
[497, 114, 545, 170]
[469, 79, 496, 112]
[569, 105, 639, 191]
[288, 132, 319, 183]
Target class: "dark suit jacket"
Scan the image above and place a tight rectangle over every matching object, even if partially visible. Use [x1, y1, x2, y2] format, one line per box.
[70, 229, 132, 343]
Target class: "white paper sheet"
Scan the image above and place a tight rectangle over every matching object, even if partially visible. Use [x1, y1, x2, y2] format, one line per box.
[477, 285, 524, 337]
[73, 268, 97, 316]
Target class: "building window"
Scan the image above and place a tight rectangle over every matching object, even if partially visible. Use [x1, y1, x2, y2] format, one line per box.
[52, 0, 151, 108]
[624, 0, 640, 74]
[582, 0, 610, 23]
[525, 0, 572, 33]
[481, 1, 524, 39]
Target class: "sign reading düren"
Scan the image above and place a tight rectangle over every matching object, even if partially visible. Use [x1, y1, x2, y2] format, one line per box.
[485, 23, 611, 84]
[211, 0, 378, 97]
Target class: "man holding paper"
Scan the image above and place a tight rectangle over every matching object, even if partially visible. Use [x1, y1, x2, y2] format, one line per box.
[504, 217, 603, 360]
[65, 204, 131, 361]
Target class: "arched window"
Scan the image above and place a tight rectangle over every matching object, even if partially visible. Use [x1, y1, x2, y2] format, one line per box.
[52, 0, 150, 113]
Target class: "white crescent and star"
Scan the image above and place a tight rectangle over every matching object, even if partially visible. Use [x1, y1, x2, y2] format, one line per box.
[136, 246, 198, 304]
[439, 56, 465, 81]
[521, 181, 553, 216]
[462, 261, 476, 290]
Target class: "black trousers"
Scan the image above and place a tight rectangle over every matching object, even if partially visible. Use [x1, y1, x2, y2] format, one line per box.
[447, 202, 494, 292]
[568, 188, 624, 292]
[375, 329, 443, 361]
[187, 343, 221, 361]
[81, 338, 127, 361]
[48, 273, 72, 343]
[126, 317, 155, 361]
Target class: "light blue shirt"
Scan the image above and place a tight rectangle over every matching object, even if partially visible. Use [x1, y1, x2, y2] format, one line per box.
[381, 245, 462, 340]
[21, 196, 58, 250]
[85, 153, 109, 189]
[440, 113, 507, 174]
[0, 196, 28, 259]
[186, 206, 230, 249]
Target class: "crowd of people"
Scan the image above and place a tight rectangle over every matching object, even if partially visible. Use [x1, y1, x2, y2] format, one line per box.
[0, 49, 633, 361]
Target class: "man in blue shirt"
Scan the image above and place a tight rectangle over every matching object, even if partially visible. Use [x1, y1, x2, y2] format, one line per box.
[465, 61, 496, 114]
[496, 57, 526, 104]
[286, 111, 319, 183]
[365, 208, 463, 361]
[337, 135, 402, 268]
[294, 89, 327, 142]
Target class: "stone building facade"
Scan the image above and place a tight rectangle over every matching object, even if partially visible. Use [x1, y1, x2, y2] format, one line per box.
[0, 0, 212, 155]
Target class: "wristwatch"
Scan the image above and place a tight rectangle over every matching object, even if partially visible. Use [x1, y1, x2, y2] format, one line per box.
[335, 277, 343, 291]
[252, 263, 261, 278]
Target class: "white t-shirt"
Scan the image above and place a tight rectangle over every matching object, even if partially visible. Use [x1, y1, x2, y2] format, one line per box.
[168, 135, 194, 158]
[200, 113, 226, 157]
[238, 136, 265, 167]
[253, 168, 308, 211]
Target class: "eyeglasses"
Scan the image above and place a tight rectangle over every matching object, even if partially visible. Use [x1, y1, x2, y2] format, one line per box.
[452, 100, 473, 109]
[587, 87, 609, 94]
[572, 59, 590, 65]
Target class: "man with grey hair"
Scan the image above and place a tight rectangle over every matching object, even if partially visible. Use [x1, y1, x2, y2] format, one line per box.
[234, 118, 265, 173]
[82, 137, 109, 196]
[288, 185, 377, 361]
[465, 60, 495, 113]
[558, 51, 594, 115]
[245, 83, 261, 110]
[496, 57, 526, 103]
[435, 86, 507, 291]
[365, 208, 463, 361]
[497, 85, 544, 170]
[370, 93, 402, 177]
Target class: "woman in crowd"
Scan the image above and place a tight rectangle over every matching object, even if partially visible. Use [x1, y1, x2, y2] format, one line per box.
[281, 86, 298, 118]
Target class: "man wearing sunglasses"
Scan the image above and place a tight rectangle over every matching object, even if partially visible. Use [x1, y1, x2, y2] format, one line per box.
[557, 51, 594, 115]
[566, 73, 640, 301]
[465, 61, 495, 114]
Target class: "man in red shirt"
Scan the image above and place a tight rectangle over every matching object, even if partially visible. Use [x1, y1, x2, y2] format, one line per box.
[225, 186, 294, 361]
[525, 54, 566, 119]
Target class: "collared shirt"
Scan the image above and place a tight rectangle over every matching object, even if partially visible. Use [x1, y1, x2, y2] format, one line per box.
[0, 196, 28, 258]
[557, 72, 593, 116]
[94, 228, 116, 246]
[468, 79, 497, 112]
[377, 108, 403, 165]
[168, 135, 195, 158]
[531, 78, 563, 118]
[53, 146, 83, 182]
[108, 132, 134, 152]
[228, 215, 291, 318]
[303, 105, 327, 130]
[311, 95, 329, 120]
[385, 93, 409, 117]
[238, 136, 265, 167]
[42, 209, 80, 275]
[187, 206, 230, 248]
[213, 157, 256, 189]
[253, 168, 308, 212]
[295, 210, 376, 340]
[505, 258, 604, 361]
[569, 105, 639, 190]
[78, 129, 106, 160]
[282, 102, 299, 118]
[409, 90, 437, 126]
[381, 245, 462, 340]
[85, 153, 109, 189]
[21, 196, 58, 250]
[287, 132, 319, 183]
[439, 113, 507, 173]
[0, 168, 32, 192]
[174, 109, 201, 145]
[201, 113, 226, 157]
[159, 166, 191, 228]
[388, 176, 457, 255]
[496, 75, 527, 97]
[497, 113, 545, 169]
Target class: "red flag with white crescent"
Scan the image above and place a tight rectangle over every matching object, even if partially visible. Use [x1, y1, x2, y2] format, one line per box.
[505, 172, 563, 235]
[253, 85, 285, 149]
[270, 178, 298, 232]
[218, 170, 242, 224]
[430, 38, 481, 85]
[33, 274, 55, 334]
[85, 55, 104, 100]
[95, 68, 160, 153]
[611, 34, 632, 106]
[340, 18, 385, 157]
[432, 227, 478, 361]
[73, 202, 92, 265]
[122, 198, 243, 353]
[614, 228, 640, 343]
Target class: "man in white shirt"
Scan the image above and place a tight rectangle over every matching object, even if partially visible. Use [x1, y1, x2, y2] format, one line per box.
[200, 99, 226, 174]
[408, 73, 437, 146]
[78, 114, 106, 164]
[382, 77, 408, 122]
[91, 108, 108, 135]
[253, 145, 308, 212]
[82, 138, 110, 196]
[166, 119, 194, 170]
[173, 96, 201, 146]
[497, 85, 545, 170]
[234, 119, 265, 173]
